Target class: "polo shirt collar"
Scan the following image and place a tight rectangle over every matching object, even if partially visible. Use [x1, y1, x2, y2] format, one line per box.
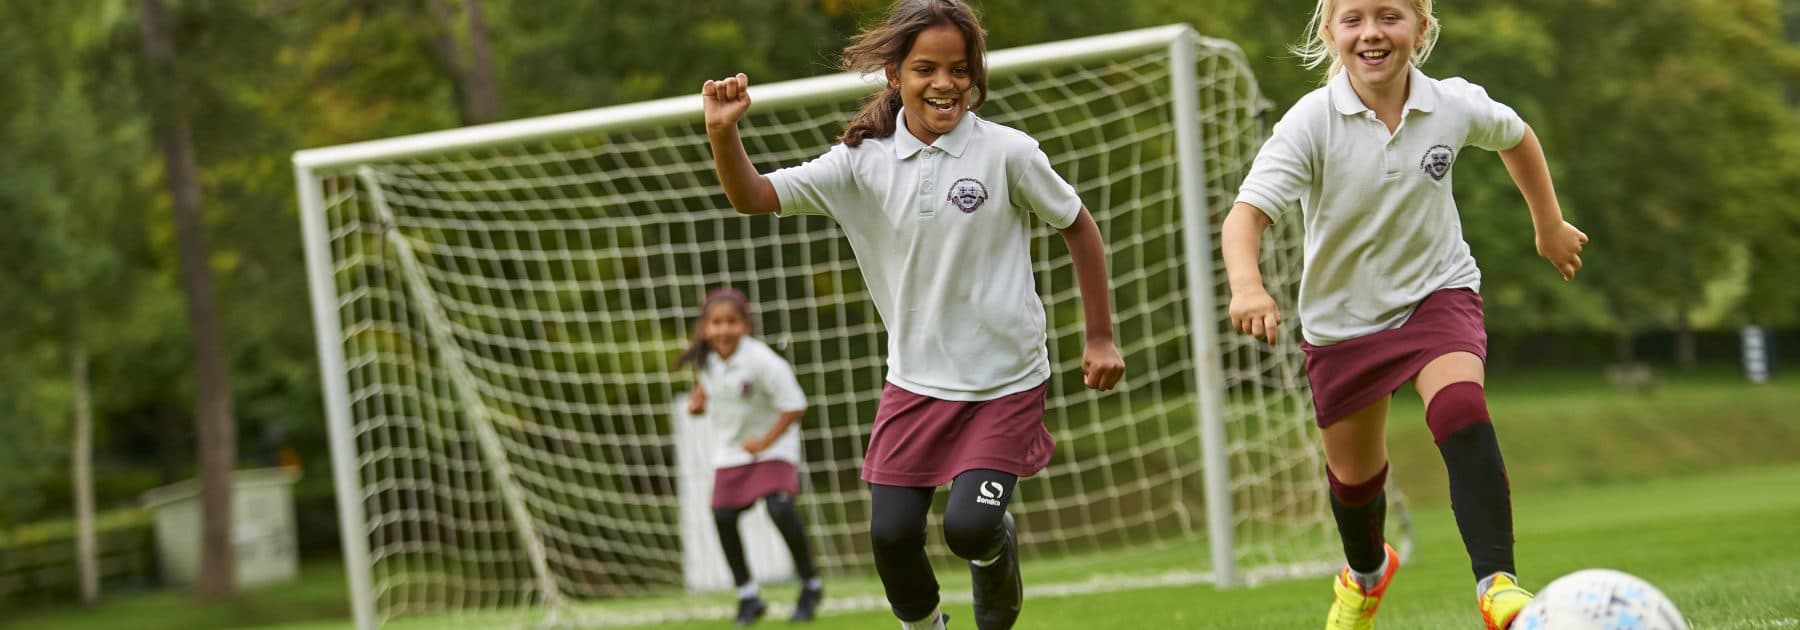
[891, 109, 976, 159]
[712, 343, 744, 367]
[1329, 65, 1437, 116]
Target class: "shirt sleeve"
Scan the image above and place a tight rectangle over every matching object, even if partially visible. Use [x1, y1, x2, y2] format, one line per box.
[759, 352, 808, 413]
[769, 144, 855, 218]
[1446, 79, 1527, 151]
[1007, 141, 1083, 230]
[1235, 107, 1316, 224]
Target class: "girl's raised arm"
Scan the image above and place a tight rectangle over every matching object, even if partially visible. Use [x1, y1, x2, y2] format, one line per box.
[702, 73, 780, 215]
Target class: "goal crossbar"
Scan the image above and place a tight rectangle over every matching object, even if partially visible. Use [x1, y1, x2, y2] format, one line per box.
[293, 25, 1196, 173]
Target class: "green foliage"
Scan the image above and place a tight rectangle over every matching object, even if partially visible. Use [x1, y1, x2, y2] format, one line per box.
[0, 0, 157, 527]
[0, 508, 151, 549]
[0, 348, 72, 527]
[1507, 0, 1798, 332]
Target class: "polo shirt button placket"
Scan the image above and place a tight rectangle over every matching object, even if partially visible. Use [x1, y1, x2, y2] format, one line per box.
[922, 153, 936, 189]
[919, 148, 937, 216]
[1381, 119, 1401, 179]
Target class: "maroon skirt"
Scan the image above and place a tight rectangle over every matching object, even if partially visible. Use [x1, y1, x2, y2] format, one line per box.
[712, 460, 800, 510]
[861, 381, 1053, 488]
[1301, 288, 1487, 427]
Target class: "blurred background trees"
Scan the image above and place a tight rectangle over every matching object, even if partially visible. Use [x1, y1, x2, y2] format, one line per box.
[0, 0, 1793, 598]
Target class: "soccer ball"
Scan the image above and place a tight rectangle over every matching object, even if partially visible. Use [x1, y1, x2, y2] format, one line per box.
[1512, 569, 1688, 630]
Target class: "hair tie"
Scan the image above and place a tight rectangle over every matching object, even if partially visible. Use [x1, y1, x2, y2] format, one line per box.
[704, 286, 750, 309]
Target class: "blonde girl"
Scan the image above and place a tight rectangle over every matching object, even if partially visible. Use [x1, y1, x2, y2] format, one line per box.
[1224, 0, 1587, 628]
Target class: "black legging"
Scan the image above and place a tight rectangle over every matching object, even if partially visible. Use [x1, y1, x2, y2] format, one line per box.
[713, 492, 819, 589]
[869, 469, 1017, 621]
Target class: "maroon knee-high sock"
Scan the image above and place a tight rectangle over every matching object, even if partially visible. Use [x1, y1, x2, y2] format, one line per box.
[1328, 463, 1388, 574]
[1428, 381, 1515, 580]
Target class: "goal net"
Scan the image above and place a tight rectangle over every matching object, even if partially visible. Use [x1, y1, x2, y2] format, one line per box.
[296, 24, 1376, 629]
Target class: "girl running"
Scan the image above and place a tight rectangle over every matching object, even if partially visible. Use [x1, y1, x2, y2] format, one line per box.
[699, 2, 1125, 627]
[678, 287, 824, 626]
[1224, 1, 1588, 628]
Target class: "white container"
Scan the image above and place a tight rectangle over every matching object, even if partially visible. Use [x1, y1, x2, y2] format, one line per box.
[140, 467, 301, 588]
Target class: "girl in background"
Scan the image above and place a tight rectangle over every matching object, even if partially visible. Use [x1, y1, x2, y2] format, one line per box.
[679, 287, 823, 626]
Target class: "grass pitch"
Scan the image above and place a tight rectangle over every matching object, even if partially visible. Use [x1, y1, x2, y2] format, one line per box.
[9, 368, 1796, 629]
[592, 464, 1800, 629]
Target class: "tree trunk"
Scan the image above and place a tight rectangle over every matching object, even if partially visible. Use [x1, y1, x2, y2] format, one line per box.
[423, 0, 501, 125]
[135, 0, 237, 599]
[1613, 330, 1636, 364]
[72, 327, 98, 605]
[461, 0, 499, 124]
[1675, 309, 1696, 371]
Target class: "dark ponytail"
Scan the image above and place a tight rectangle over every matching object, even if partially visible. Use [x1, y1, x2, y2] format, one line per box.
[842, 89, 905, 148]
[674, 326, 713, 371]
[838, 0, 988, 147]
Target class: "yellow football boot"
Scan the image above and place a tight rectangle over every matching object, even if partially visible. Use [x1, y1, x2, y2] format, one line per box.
[1325, 543, 1400, 630]
[1478, 573, 1535, 630]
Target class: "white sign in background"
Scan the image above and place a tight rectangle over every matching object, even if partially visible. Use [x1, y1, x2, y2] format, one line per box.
[1742, 325, 1770, 384]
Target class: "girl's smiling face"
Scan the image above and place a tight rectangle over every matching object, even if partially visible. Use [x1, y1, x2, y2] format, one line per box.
[1330, 0, 1426, 94]
[888, 22, 974, 145]
[701, 300, 749, 359]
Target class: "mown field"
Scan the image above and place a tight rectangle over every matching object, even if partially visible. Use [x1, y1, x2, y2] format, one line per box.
[8, 367, 1795, 630]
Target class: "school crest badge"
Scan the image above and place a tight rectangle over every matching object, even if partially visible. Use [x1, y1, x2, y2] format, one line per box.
[947, 178, 989, 213]
[1420, 144, 1454, 181]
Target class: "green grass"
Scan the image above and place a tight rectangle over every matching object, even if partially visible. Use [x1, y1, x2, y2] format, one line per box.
[9, 367, 1796, 629]
[0, 559, 352, 630]
[20, 466, 1795, 629]
[562, 465, 1800, 629]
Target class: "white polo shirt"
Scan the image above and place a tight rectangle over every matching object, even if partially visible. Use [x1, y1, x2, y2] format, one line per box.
[696, 336, 808, 469]
[1236, 66, 1525, 345]
[769, 112, 1082, 400]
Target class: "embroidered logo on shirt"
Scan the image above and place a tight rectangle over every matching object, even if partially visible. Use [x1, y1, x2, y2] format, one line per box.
[739, 380, 755, 398]
[947, 178, 989, 213]
[1420, 145, 1454, 181]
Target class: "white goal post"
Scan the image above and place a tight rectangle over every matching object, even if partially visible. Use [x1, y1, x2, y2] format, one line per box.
[295, 24, 1394, 629]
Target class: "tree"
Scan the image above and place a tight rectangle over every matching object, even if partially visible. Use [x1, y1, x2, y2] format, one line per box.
[71, 330, 96, 603]
[1425, 0, 1799, 358]
[0, 0, 153, 601]
[421, 0, 501, 124]
[135, 0, 238, 598]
